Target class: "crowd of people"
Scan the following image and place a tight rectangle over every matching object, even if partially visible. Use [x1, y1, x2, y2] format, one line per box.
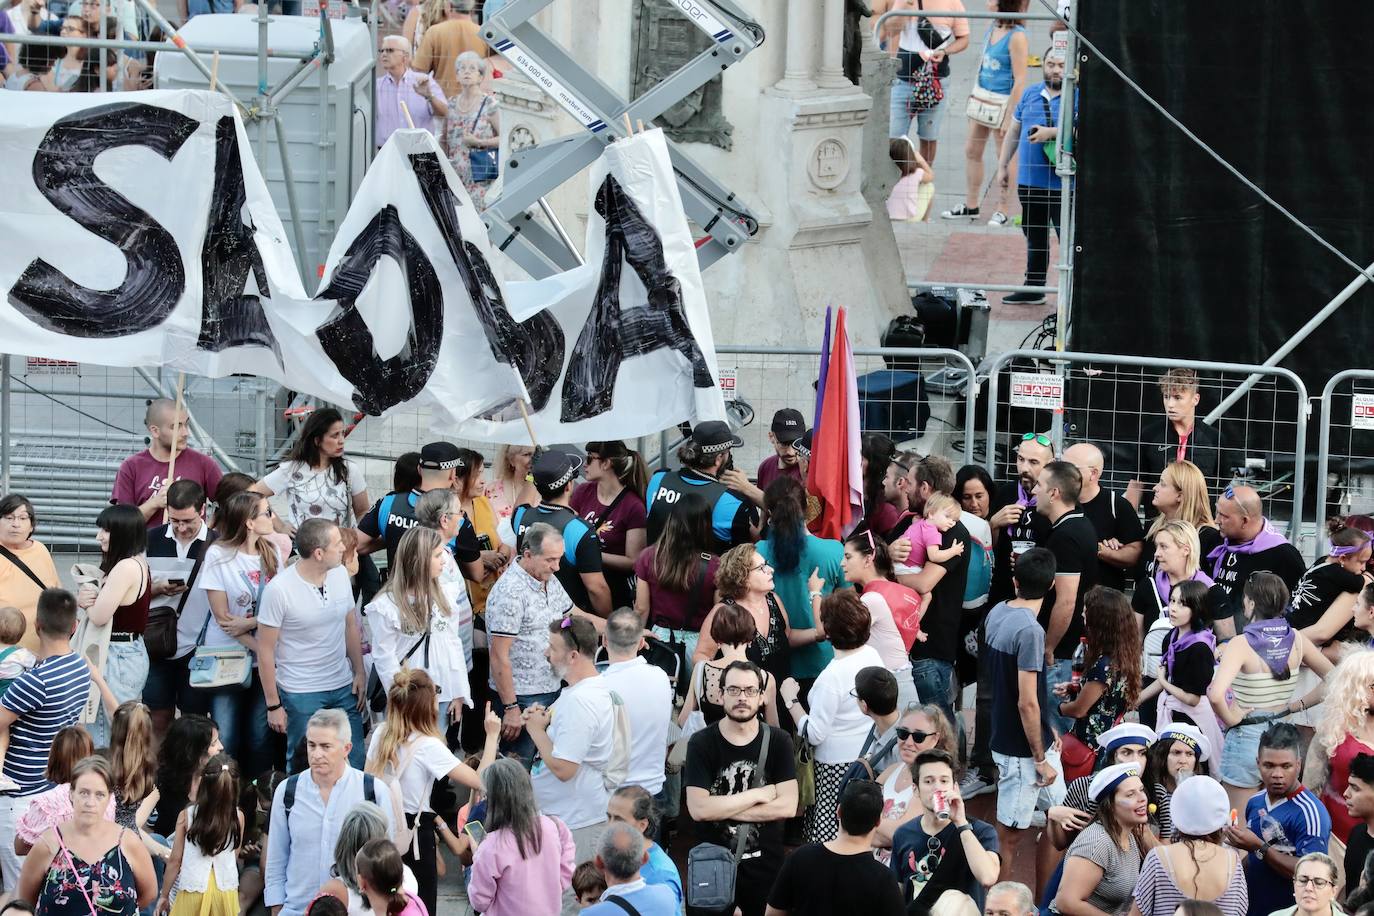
[0, 363, 1370, 916]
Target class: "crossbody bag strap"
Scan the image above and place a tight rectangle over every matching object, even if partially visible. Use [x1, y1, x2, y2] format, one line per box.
[731, 726, 771, 862]
[0, 544, 48, 591]
[584, 486, 631, 533]
[173, 530, 218, 619]
[604, 897, 642, 916]
[55, 827, 100, 916]
[1040, 92, 1057, 128]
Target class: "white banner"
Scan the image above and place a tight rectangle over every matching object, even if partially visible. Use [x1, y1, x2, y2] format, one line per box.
[0, 90, 725, 441]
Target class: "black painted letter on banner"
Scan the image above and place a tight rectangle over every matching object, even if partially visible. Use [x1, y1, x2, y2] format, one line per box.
[8, 103, 197, 337]
[409, 152, 566, 411]
[314, 205, 443, 416]
[198, 116, 281, 362]
[561, 175, 713, 422]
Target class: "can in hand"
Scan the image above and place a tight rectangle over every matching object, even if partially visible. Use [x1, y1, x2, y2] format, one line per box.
[932, 789, 951, 820]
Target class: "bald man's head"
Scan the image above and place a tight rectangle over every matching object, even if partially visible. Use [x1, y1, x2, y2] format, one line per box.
[1064, 443, 1104, 492]
[1216, 485, 1264, 540]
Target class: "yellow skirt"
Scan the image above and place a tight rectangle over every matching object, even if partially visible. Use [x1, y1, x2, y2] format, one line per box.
[169, 870, 239, 916]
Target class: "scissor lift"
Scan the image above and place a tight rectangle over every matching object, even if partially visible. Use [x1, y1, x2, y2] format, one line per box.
[480, 0, 764, 278]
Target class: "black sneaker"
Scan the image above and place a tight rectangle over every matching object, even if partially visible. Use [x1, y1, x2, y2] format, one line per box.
[1003, 291, 1047, 304]
[940, 204, 981, 220]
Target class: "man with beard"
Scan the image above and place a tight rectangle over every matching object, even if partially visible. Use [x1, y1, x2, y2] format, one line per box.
[757, 408, 807, 492]
[996, 47, 1074, 305]
[526, 615, 618, 913]
[987, 434, 1057, 605]
[685, 660, 797, 916]
[1209, 484, 1306, 637]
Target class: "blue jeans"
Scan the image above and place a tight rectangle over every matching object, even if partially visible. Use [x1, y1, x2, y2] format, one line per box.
[499, 690, 560, 769]
[911, 658, 955, 727]
[280, 684, 364, 772]
[889, 76, 948, 141]
[91, 637, 150, 748]
[1045, 659, 1076, 737]
[208, 670, 272, 777]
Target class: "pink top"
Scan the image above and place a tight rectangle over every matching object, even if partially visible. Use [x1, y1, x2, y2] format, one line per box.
[395, 890, 428, 916]
[898, 518, 944, 568]
[17, 785, 117, 845]
[886, 171, 927, 221]
[468, 815, 575, 916]
[1322, 732, 1374, 843]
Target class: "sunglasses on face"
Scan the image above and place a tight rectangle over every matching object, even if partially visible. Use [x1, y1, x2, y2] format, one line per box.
[896, 727, 933, 743]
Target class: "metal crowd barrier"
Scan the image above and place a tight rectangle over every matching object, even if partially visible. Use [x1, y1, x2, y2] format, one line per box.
[984, 350, 1309, 539]
[1313, 370, 1374, 560]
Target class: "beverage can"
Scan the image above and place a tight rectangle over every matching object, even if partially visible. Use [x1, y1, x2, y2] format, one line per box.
[932, 789, 950, 820]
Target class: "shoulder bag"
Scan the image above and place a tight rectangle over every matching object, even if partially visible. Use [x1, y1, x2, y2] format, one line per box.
[684, 725, 771, 912]
[467, 96, 498, 183]
[145, 531, 217, 663]
[965, 26, 1011, 127]
[0, 544, 49, 590]
[188, 566, 259, 691]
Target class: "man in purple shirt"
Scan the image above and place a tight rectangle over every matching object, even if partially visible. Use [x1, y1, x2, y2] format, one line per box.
[756, 407, 805, 492]
[112, 398, 223, 528]
[375, 34, 448, 147]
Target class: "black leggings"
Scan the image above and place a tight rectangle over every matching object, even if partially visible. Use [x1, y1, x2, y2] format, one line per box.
[403, 811, 438, 916]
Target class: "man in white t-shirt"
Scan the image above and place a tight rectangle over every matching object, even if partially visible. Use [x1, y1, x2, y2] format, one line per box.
[525, 615, 618, 916]
[599, 608, 671, 798]
[258, 519, 367, 771]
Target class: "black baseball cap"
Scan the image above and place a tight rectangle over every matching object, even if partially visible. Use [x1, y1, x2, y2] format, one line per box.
[770, 408, 806, 439]
[418, 441, 464, 471]
[692, 420, 744, 455]
[793, 429, 813, 459]
[531, 449, 583, 490]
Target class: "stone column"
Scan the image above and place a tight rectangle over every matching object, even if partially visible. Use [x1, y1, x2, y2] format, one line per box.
[816, 0, 850, 88]
[776, 0, 818, 92]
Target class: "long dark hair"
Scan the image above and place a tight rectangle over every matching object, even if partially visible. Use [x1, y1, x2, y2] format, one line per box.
[763, 476, 807, 574]
[844, 530, 894, 579]
[1083, 586, 1141, 708]
[653, 492, 714, 593]
[283, 408, 348, 485]
[1142, 735, 1211, 793]
[954, 465, 996, 518]
[156, 715, 218, 822]
[1170, 579, 1212, 633]
[356, 838, 408, 915]
[455, 448, 486, 498]
[861, 432, 896, 517]
[187, 754, 241, 856]
[392, 452, 421, 494]
[95, 504, 147, 575]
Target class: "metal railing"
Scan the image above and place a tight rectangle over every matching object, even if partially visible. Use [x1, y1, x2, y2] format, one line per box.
[984, 349, 1310, 539]
[1313, 370, 1374, 560]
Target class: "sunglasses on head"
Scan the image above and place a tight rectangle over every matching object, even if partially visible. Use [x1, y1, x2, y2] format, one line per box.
[896, 727, 933, 743]
[1021, 432, 1052, 447]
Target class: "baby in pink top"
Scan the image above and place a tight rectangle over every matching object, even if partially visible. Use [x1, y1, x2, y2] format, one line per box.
[899, 494, 966, 570]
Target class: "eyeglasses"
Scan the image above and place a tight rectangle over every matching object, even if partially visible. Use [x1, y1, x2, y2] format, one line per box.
[1294, 877, 1335, 889]
[1021, 432, 1053, 447]
[896, 727, 933, 743]
[1, 514, 32, 523]
[749, 561, 772, 573]
[723, 686, 761, 698]
[377, 46, 398, 53]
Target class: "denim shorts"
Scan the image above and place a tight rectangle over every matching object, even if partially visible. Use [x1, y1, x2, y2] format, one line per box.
[1220, 720, 1267, 787]
[993, 747, 1065, 829]
[90, 637, 150, 748]
[889, 77, 948, 141]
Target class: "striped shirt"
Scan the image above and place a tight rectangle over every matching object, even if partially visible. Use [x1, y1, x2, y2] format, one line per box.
[1131, 845, 1248, 916]
[2, 652, 91, 796]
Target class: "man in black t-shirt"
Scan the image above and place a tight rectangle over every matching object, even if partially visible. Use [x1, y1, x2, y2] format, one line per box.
[1031, 460, 1099, 736]
[1064, 442, 1144, 592]
[1210, 485, 1307, 638]
[896, 456, 971, 728]
[1128, 368, 1226, 515]
[685, 660, 797, 916]
[987, 434, 1057, 605]
[356, 441, 483, 579]
[1344, 752, 1374, 899]
[767, 779, 905, 916]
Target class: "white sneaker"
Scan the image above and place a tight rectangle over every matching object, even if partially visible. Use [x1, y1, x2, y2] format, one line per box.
[987, 210, 1009, 227]
[958, 771, 994, 799]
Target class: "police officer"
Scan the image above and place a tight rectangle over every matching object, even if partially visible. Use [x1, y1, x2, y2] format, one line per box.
[357, 441, 483, 581]
[512, 450, 613, 617]
[645, 420, 760, 554]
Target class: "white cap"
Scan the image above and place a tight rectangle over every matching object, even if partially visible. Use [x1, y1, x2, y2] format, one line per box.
[1088, 763, 1141, 802]
[1097, 723, 1156, 757]
[1158, 722, 1211, 762]
[1170, 775, 1230, 836]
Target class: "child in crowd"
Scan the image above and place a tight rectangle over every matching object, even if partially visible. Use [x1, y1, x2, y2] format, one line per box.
[0, 606, 36, 696]
[356, 838, 427, 916]
[159, 753, 242, 916]
[899, 494, 967, 570]
[886, 136, 936, 222]
[572, 860, 607, 909]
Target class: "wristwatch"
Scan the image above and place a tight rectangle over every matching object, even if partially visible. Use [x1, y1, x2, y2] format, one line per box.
[503, 702, 521, 713]
[1257, 840, 1272, 858]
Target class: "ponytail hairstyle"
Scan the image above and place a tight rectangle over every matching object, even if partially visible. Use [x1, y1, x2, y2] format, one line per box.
[187, 754, 241, 857]
[585, 440, 650, 499]
[355, 838, 409, 916]
[762, 476, 807, 574]
[844, 530, 894, 580]
[366, 668, 443, 778]
[214, 491, 280, 579]
[109, 700, 156, 804]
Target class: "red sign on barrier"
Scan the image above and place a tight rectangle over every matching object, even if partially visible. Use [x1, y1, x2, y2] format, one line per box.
[1010, 372, 1064, 410]
[1354, 393, 1374, 430]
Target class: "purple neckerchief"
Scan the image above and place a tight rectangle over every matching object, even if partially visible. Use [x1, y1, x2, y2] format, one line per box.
[1163, 626, 1216, 676]
[1152, 566, 1215, 604]
[1015, 483, 1034, 508]
[1208, 519, 1290, 578]
[1243, 618, 1296, 678]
